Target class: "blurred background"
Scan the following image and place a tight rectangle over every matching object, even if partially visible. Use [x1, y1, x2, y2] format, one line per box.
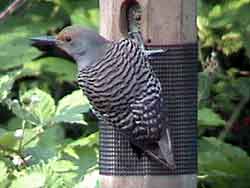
[0, 0, 250, 187]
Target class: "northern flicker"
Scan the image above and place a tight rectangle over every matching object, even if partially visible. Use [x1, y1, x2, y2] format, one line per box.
[31, 26, 176, 169]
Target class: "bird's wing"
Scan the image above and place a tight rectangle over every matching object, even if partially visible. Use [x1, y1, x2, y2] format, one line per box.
[129, 89, 176, 169]
[122, 39, 176, 169]
[90, 39, 176, 169]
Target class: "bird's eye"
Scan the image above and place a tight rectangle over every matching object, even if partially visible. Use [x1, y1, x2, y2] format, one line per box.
[64, 35, 72, 42]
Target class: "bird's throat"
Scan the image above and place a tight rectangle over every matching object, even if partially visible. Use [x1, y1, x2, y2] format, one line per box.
[77, 43, 110, 71]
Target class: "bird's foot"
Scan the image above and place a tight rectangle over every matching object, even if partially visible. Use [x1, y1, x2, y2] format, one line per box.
[128, 31, 167, 59]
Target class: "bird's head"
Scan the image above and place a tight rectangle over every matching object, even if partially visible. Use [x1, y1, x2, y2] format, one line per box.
[31, 26, 109, 69]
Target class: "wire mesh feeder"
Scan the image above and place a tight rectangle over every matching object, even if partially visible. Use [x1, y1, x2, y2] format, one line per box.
[99, 43, 198, 176]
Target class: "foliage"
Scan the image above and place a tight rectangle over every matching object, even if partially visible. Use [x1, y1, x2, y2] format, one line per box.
[0, 0, 99, 187]
[199, 137, 250, 188]
[198, 1, 250, 188]
[0, 0, 250, 187]
[198, 0, 250, 56]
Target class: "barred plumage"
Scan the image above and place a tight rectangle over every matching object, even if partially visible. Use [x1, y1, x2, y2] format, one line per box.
[78, 39, 162, 141]
[31, 26, 175, 169]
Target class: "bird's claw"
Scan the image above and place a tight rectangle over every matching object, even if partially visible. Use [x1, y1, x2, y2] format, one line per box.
[128, 31, 168, 59]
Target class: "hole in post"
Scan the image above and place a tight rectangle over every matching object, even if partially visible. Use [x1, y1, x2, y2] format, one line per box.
[120, 0, 142, 37]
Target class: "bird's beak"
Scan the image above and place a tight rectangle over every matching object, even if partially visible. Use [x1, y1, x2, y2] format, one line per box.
[30, 36, 74, 61]
[30, 36, 57, 47]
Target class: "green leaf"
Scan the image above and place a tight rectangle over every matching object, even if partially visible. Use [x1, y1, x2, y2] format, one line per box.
[26, 126, 64, 164]
[6, 88, 56, 127]
[233, 78, 250, 99]
[20, 88, 56, 126]
[71, 8, 99, 30]
[56, 0, 99, 30]
[74, 169, 99, 188]
[1, 126, 40, 151]
[199, 137, 250, 188]
[0, 0, 68, 70]
[7, 117, 33, 131]
[67, 132, 99, 148]
[213, 93, 235, 114]
[37, 126, 64, 148]
[7, 99, 41, 126]
[0, 160, 8, 185]
[0, 128, 18, 149]
[51, 160, 78, 172]
[24, 58, 77, 82]
[198, 108, 225, 127]
[10, 161, 70, 188]
[10, 173, 46, 188]
[22, 128, 41, 149]
[197, 0, 250, 57]
[219, 32, 243, 55]
[69, 146, 98, 177]
[53, 90, 90, 125]
[0, 71, 21, 102]
[62, 138, 99, 180]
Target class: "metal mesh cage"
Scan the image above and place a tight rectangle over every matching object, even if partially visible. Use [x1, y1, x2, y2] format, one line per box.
[100, 43, 198, 175]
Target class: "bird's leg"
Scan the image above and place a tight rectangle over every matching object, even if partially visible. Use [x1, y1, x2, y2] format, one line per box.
[130, 143, 143, 159]
[128, 31, 145, 50]
[128, 31, 167, 59]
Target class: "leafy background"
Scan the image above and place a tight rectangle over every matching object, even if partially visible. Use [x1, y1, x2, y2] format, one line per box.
[0, 0, 250, 187]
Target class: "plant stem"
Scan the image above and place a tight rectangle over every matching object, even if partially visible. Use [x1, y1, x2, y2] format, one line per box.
[0, 144, 26, 165]
[23, 127, 44, 147]
[219, 96, 249, 140]
[23, 123, 54, 148]
[0, 0, 26, 21]
[18, 120, 26, 153]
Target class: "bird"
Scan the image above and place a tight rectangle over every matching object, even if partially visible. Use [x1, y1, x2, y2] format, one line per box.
[31, 25, 176, 169]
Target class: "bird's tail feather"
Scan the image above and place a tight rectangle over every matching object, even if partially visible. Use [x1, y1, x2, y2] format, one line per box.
[132, 126, 176, 170]
[112, 124, 176, 169]
[157, 127, 176, 169]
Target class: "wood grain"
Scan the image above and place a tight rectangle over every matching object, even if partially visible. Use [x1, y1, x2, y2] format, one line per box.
[100, 0, 197, 45]
[99, 0, 197, 187]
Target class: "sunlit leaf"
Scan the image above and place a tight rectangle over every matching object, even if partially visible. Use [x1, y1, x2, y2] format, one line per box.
[0, 71, 21, 102]
[10, 161, 69, 188]
[51, 160, 78, 172]
[199, 137, 250, 188]
[197, 0, 250, 57]
[53, 90, 90, 125]
[7, 99, 41, 126]
[20, 88, 56, 126]
[198, 108, 225, 127]
[74, 169, 99, 188]
[0, 161, 8, 184]
[67, 132, 99, 148]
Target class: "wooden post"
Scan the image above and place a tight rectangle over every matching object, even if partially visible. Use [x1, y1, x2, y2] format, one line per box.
[99, 0, 197, 187]
[100, 0, 196, 45]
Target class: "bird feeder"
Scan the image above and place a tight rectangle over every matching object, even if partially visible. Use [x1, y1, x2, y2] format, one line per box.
[99, 0, 197, 187]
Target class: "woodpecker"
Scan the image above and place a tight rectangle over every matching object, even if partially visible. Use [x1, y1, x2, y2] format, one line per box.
[31, 26, 176, 169]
